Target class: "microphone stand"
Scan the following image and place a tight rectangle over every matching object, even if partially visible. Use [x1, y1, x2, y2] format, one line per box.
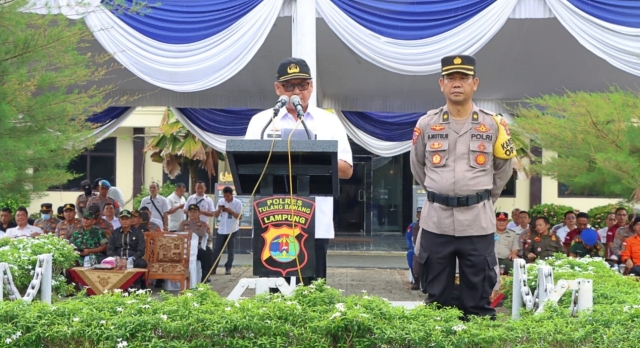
[299, 116, 312, 140]
[260, 107, 280, 140]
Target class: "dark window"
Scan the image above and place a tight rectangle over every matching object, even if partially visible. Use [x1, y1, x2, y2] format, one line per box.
[49, 138, 117, 191]
[557, 182, 605, 198]
[501, 170, 516, 197]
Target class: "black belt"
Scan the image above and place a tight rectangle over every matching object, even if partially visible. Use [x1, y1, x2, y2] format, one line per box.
[426, 189, 491, 207]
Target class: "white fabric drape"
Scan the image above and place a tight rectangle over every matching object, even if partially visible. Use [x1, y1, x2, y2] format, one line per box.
[21, 0, 101, 19]
[171, 107, 243, 153]
[545, 0, 640, 77]
[91, 107, 136, 142]
[316, 0, 519, 75]
[21, 0, 284, 92]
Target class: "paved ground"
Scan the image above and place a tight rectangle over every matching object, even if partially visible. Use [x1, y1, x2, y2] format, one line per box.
[160, 253, 508, 313]
[161, 253, 425, 301]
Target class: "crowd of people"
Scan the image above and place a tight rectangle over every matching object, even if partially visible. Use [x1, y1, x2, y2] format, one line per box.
[0, 180, 244, 288]
[405, 206, 640, 284]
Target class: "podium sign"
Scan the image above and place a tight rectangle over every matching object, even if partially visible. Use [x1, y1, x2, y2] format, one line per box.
[252, 196, 316, 277]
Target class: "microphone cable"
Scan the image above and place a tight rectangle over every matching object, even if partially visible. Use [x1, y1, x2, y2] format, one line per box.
[201, 104, 305, 285]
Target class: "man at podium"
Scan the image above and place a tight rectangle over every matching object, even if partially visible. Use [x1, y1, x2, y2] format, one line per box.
[244, 57, 353, 281]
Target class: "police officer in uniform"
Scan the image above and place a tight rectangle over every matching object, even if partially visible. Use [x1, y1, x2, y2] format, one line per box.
[76, 179, 97, 219]
[55, 203, 83, 239]
[410, 55, 515, 318]
[178, 204, 215, 282]
[34, 203, 61, 235]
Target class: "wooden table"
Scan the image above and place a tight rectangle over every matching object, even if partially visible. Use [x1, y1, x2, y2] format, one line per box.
[68, 267, 148, 295]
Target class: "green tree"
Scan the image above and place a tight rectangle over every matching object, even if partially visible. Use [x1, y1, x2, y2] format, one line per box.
[0, 0, 136, 202]
[144, 108, 225, 192]
[510, 87, 640, 202]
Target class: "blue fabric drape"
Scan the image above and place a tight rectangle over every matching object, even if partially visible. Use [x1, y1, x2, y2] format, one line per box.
[177, 108, 260, 137]
[566, 0, 640, 28]
[105, 0, 263, 44]
[87, 107, 131, 124]
[329, 0, 495, 40]
[341, 111, 423, 142]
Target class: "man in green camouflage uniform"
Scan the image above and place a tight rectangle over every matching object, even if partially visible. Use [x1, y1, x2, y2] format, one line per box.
[569, 228, 605, 258]
[68, 211, 108, 264]
[88, 204, 113, 236]
[33, 203, 61, 235]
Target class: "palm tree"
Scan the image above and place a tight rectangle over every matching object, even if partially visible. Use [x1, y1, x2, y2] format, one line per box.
[144, 107, 225, 192]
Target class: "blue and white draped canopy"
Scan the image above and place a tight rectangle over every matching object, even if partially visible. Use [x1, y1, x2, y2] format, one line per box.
[25, 0, 640, 156]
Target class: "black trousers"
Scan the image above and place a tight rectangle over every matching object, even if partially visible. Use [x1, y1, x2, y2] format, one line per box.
[198, 247, 214, 281]
[418, 229, 497, 317]
[299, 238, 329, 286]
[211, 232, 236, 270]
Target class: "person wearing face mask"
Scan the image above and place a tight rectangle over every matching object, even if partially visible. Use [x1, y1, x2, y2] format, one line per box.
[33, 203, 61, 235]
[76, 179, 97, 219]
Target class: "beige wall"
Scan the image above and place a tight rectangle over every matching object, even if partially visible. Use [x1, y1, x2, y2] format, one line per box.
[28, 108, 165, 214]
[539, 149, 620, 212]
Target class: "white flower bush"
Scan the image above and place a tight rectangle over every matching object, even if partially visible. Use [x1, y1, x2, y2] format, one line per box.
[0, 234, 77, 297]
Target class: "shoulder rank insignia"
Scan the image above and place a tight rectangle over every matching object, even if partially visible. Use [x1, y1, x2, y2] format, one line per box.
[551, 235, 557, 241]
[474, 124, 490, 133]
[412, 127, 421, 145]
[430, 124, 445, 131]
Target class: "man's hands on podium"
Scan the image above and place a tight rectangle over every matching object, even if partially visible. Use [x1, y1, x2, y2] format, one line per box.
[338, 160, 353, 179]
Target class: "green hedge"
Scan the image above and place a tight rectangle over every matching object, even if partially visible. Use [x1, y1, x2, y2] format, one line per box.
[587, 202, 634, 229]
[528, 203, 576, 227]
[2, 256, 640, 347]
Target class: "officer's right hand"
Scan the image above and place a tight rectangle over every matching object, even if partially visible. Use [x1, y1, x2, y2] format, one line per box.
[527, 253, 536, 260]
[626, 259, 633, 270]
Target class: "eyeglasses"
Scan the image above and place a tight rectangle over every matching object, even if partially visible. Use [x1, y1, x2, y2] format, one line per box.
[280, 82, 310, 92]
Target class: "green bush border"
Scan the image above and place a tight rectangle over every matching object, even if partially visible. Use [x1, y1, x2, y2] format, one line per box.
[2, 256, 640, 347]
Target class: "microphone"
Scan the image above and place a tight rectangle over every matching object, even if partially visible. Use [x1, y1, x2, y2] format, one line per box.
[261, 96, 289, 140]
[273, 95, 289, 112]
[290, 95, 312, 140]
[290, 95, 305, 119]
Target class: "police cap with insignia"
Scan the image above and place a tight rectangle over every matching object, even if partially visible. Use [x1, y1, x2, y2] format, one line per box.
[441, 55, 476, 76]
[40, 203, 53, 213]
[276, 57, 312, 82]
[188, 204, 200, 211]
[63, 203, 76, 211]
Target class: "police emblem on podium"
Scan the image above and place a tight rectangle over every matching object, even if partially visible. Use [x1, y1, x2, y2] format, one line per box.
[253, 196, 316, 277]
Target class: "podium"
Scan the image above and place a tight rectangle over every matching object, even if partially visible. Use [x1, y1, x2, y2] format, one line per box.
[226, 139, 339, 280]
[226, 140, 339, 197]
